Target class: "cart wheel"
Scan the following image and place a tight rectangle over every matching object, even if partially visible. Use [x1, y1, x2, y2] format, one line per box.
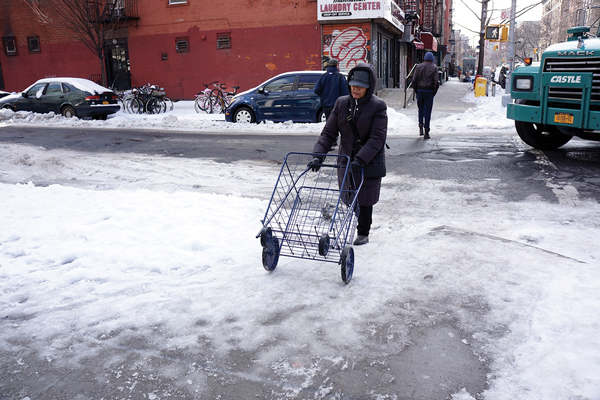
[259, 227, 272, 248]
[340, 246, 354, 284]
[318, 234, 330, 256]
[262, 237, 279, 272]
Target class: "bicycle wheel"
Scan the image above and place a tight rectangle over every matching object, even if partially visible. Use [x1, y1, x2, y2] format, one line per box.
[164, 97, 174, 111]
[130, 98, 144, 114]
[122, 96, 134, 113]
[195, 95, 209, 113]
[209, 89, 225, 114]
[207, 93, 220, 114]
[146, 98, 163, 114]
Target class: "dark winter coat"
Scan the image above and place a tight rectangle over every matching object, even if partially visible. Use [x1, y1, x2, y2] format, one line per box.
[412, 60, 440, 94]
[313, 66, 349, 108]
[312, 63, 388, 207]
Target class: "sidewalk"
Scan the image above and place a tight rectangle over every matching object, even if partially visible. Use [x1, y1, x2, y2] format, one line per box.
[378, 78, 477, 118]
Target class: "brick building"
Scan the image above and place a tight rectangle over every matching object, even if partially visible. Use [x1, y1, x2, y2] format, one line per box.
[540, 0, 600, 50]
[1, 0, 452, 98]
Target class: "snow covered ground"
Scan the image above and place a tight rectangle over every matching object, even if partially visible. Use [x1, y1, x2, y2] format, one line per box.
[0, 80, 514, 136]
[1, 81, 599, 399]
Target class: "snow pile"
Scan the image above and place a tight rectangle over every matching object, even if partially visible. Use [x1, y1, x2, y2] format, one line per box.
[0, 79, 514, 136]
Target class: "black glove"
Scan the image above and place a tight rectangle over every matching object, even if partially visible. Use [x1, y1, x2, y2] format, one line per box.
[350, 159, 364, 174]
[308, 157, 323, 172]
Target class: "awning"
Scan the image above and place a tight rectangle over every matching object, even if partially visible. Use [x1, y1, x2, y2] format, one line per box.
[420, 32, 438, 51]
[412, 39, 425, 50]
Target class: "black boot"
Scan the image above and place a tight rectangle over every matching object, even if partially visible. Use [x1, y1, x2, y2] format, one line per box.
[424, 128, 430, 140]
[419, 124, 424, 136]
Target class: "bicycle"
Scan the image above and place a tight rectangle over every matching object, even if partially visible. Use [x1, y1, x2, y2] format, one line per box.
[194, 81, 218, 113]
[124, 84, 171, 114]
[208, 83, 239, 114]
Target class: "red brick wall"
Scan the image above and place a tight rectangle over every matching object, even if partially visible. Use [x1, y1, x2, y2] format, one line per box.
[0, 0, 99, 91]
[129, 24, 321, 99]
[0, 0, 323, 98]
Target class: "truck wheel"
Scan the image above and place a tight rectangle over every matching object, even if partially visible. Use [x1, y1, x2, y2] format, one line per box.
[515, 121, 572, 150]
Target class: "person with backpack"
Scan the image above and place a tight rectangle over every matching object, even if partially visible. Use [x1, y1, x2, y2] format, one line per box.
[412, 51, 440, 140]
[314, 58, 349, 121]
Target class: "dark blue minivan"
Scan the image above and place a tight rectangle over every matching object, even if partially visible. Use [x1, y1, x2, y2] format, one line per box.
[225, 71, 329, 124]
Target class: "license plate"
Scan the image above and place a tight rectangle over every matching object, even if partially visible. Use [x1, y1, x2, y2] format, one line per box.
[554, 113, 573, 124]
[103, 101, 109, 105]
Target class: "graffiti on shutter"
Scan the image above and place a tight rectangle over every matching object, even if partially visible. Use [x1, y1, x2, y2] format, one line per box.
[322, 24, 371, 73]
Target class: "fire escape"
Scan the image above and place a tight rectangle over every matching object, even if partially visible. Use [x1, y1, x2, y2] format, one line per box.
[398, 0, 419, 39]
[86, 0, 140, 26]
[86, 0, 139, 90]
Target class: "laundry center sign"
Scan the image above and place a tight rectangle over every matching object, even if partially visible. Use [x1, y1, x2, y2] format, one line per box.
[317, 0, 404, 31]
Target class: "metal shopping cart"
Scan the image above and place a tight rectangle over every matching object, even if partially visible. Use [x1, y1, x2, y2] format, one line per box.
[257, 152, 363, 283]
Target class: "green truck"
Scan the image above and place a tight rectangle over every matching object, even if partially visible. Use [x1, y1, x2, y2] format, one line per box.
[507, 26, 600, 149]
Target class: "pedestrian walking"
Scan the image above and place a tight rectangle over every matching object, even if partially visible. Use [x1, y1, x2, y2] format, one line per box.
[314, 58, 349, 121]
[308, 63, 387, 246]
[412, 51, 439, 140]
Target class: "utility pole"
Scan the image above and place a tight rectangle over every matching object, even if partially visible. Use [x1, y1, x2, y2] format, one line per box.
[476, 0, 489, 76]
[507, 0, 516, 89]
[502, 0, 517, 107]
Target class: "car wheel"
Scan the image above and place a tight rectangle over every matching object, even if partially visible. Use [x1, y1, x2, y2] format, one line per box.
[317, 109, 326, 123]
[2, 105, 15, 111]
[61, 105, 77, 118]
[233, 107, 255, 123]
[515, 120, 572, 149]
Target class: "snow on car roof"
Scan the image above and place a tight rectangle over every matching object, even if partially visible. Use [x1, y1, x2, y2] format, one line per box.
[35, 77, 112, 94]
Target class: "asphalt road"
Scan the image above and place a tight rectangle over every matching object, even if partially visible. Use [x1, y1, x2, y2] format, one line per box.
[2, 125, 600, 205]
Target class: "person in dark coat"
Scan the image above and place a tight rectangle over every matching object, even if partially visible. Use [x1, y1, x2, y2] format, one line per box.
[314, 58, 349, 120]
[412, 51, 439, 139]
[308, 63, 388, 246]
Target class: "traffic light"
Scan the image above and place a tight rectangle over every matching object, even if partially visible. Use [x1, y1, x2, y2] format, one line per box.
[533, 48, 538, 54]
[493, 44, 499, 51]
[485, 26, 500, 40]
[486, 25, 509, 42]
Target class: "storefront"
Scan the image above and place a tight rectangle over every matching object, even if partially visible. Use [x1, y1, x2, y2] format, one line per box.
[317, 0, 407, 89]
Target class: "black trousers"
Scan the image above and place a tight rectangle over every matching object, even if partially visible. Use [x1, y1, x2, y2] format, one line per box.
[323, 106, 333, 120]
[357, 205, 373, 236]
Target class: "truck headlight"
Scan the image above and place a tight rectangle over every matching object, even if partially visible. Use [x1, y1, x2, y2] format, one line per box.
[514, 76, 533, 91]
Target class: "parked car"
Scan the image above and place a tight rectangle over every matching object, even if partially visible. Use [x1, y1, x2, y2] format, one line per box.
[225, 71, 334, 123]
[0, 77, 120, 120]
[0, 90, 9, 99]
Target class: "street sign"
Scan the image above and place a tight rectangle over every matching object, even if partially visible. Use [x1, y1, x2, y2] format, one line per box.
[501, 10, 509, 19]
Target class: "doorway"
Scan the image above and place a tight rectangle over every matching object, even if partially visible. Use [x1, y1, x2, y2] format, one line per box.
[105, 38, 131, 91]
[381, 37, 389, 87]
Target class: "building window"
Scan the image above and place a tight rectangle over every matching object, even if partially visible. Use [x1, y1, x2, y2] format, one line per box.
[175, 37, 189, 53]
[168, 0, 187, 4]
[217, 32, 231, 50]
[28, 36, 41, 53]
[2, 37, 17, 56]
